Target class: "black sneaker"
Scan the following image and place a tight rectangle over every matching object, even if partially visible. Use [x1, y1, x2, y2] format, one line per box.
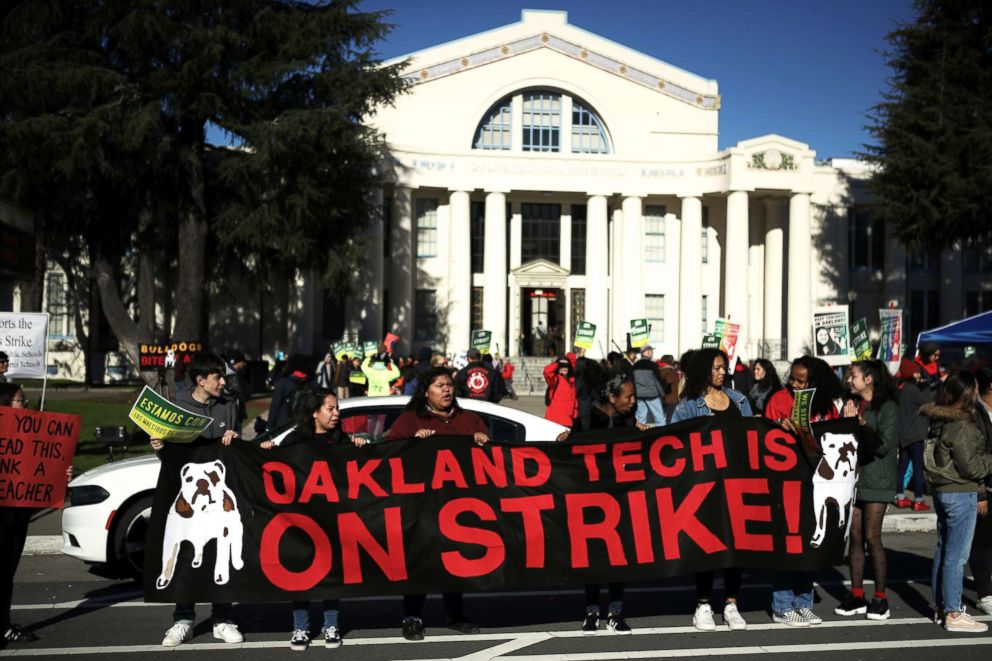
[448, 619, 480, 635]
[607, 613, 632, 635]
[401, 617, 424, 641]
[834, 592, 869, 616]
[322, 626, 342, 648]
[866, 597, 890, 621]
[582, 611, 600, 634]
[289, 629, 310, 651]
[3, 625, 38, 644]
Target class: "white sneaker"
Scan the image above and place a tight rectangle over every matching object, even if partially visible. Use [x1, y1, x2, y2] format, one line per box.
[945, 609, 989, 633]
[722, 602, 747, 630]
[976, 596, 992, 616]
[213, 622, 244, 643]
[692, 603, 716, 631]
[773, 610, 811, 627]
[162, 621, 193, 647]
[797, 607, 823, 625]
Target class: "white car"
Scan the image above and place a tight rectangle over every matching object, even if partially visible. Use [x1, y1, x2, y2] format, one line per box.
[61, 396, 566, 576]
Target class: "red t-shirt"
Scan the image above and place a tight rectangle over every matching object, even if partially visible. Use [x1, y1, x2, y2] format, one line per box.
[384, 408, 487, 440]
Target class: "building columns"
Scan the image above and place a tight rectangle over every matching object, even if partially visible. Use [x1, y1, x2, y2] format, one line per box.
[763, 198, 785, 351]
[621, 196, 644, 326]
[483, 191, 508, 354]
[447, 190, 471, 352]
[724, 190, 749, 351]
[585, 194, 609, 358]
[679, 196, 703, 354]
[388, 187, 414, 352]
[787, 192, 812, 359]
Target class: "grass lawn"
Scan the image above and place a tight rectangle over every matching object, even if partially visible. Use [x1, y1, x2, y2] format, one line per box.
[37, 390, 272, 475]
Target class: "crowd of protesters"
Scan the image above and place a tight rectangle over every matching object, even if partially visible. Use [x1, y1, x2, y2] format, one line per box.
[5, 335, 992, 650]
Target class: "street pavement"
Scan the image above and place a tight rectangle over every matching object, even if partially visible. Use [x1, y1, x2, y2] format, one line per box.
[9, 531, 992, 660]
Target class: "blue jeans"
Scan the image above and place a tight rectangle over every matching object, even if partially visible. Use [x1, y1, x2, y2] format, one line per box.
[932, 491, 978, 613]
[897, 442, 925, 500]
[771, 572, 814, 615]
[636, 398, 664, 425]
[292, 600, 340, 631]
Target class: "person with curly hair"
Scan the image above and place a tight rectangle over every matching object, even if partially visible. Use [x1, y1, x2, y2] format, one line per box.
[835, 360, 899, 621]
[384, 366, 488, 641]
[671, 349, 751, 631]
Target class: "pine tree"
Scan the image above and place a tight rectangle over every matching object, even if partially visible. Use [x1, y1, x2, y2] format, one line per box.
[863, 0, 992, 250]
[0, 0, 405, 372]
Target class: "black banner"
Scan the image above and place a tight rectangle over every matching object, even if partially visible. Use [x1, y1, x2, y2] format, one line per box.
[144, 417, 862, 603]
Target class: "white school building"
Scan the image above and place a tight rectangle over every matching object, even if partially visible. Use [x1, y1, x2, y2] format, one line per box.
[337, 8, 992, 361]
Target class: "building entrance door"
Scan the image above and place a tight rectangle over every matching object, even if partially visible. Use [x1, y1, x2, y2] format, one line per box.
[522, 288, 564, 356]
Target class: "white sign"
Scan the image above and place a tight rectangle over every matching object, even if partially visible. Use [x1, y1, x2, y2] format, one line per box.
[0, 312, 49, 378]
[811, 306, 851, 367]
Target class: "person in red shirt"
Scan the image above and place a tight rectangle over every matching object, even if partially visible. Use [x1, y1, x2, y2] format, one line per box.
[383, 366, 488, 641]
[544, 354, 578, 428]
[764, 356, 844, 431]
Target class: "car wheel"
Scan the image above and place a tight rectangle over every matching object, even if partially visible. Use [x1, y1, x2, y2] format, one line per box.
[110, 494, 153, 579]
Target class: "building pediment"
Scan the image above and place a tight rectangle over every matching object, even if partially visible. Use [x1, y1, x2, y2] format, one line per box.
[511, 259, 570, 284]
[393, 10, 718, 110]
[732, 134, 813, 171]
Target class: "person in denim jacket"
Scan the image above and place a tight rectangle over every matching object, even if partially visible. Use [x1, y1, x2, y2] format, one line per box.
[670, 349, 752, 631]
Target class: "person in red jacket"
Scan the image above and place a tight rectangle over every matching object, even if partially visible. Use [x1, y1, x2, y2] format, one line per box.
[544, 354, 578, 428]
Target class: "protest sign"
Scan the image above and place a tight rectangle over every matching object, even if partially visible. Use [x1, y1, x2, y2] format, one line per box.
[363, 341, 380, 358]
[630, 319, 650, 348]
[811, 307, 851, 366]
[138, 342, 204, 371]
[0, 312, 49, 378]
[701, 334, 722, 350]
[330, 342, 343, 358]
[471, 330, 492, 354]
[713, 318, 741, 365]
[876, 309, 903, 374]
[144, 417, 862, 603]
[790, 388, 817, 434]
[850, 318, 871, 361]
[574, 322, 596, 350]
[0, 406, 79, 508]
[384, 333, 400, 353]
[335, 342, 358, 361]
[128, 386, 213, 443]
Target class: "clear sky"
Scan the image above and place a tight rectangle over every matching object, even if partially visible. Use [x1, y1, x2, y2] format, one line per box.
[356, 0, 915, 159]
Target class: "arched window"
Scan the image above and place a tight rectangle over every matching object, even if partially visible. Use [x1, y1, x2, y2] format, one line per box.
[474, 97, 512, 150]
[472, 89, 611, 155]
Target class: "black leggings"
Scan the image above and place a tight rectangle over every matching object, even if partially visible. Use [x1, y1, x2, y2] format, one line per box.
[403, 593, 465, 621]
[584, 583, 624, 611]
[695, 568, 742, 603]
[849, 501, 887, 592]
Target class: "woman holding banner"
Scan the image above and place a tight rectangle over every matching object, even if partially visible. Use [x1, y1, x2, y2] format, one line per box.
[259, 388, 368, 650]
[384, 366, 488, 641]
[671, 349, 752, 631]
[835, 360, 898, 621]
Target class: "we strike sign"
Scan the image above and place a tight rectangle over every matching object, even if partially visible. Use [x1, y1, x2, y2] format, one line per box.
[144, 417, 862, 603]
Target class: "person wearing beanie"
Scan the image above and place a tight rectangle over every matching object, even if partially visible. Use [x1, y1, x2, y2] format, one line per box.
[894, 358, 933, 510]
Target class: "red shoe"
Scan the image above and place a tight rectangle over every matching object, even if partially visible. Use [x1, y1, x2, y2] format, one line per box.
[894, 497, 912, 509]
[911, 501, 931, 512]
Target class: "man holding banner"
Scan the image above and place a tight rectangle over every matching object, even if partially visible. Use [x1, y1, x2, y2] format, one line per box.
[144, 353, 245, 647]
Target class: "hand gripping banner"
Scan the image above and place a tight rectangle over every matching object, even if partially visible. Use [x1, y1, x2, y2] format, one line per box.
[144, 417, 863, 603]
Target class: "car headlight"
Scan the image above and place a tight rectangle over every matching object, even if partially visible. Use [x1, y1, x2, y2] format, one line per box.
[67, 485, 111, 507]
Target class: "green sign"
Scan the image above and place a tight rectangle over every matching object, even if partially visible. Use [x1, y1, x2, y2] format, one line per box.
[850, 318, 871, 361]
[330, 341, 343, 358]
[791, 388, 817, 434]
[701, 334, 722, 349]
[128, 386, 213, 443]
[363, 341, 380, 358]
[471, 330, 492, 354]
[574, 321, 596, 350]
[965, 346, 977, 358]
[630, 319, 650, 348]
[335, 341, 358, 360]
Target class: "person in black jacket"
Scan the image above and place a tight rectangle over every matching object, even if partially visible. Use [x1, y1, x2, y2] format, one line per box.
[632, 345, 667, 425]
[259, 388, 367, 650]
[454, 348, 503, 402]
[266, 354, 315, 431]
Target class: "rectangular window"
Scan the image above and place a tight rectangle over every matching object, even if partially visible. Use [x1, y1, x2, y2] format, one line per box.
[965, 290, 992, 317]
[46, 271, 71, 340]
[701, 206, 709, 264]
[908, 246, 939, 273]
[964, 239, 992, 274]
[415, 198, 438, 258]
[570, 204, 587, 275]
[909, 288, 941, 346]
[521, 203, 561, 264]
[521, 93, 561, 153]
[646, 294, 665, 344]
[471, 287, 484, 331]
[470, 201, 485, 274]
[701, 294, 709, 333]
[849, 208, 884, 271]
[414, 289, 437, 341]
[645, 204, 666, 263]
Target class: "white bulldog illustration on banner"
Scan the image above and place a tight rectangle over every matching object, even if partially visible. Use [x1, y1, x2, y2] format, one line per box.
[156, 460, 245, 588]
[809, 432, 859, 549]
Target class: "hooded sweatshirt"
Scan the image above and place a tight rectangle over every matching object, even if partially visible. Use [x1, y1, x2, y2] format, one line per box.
[175, 388, 241, 439]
